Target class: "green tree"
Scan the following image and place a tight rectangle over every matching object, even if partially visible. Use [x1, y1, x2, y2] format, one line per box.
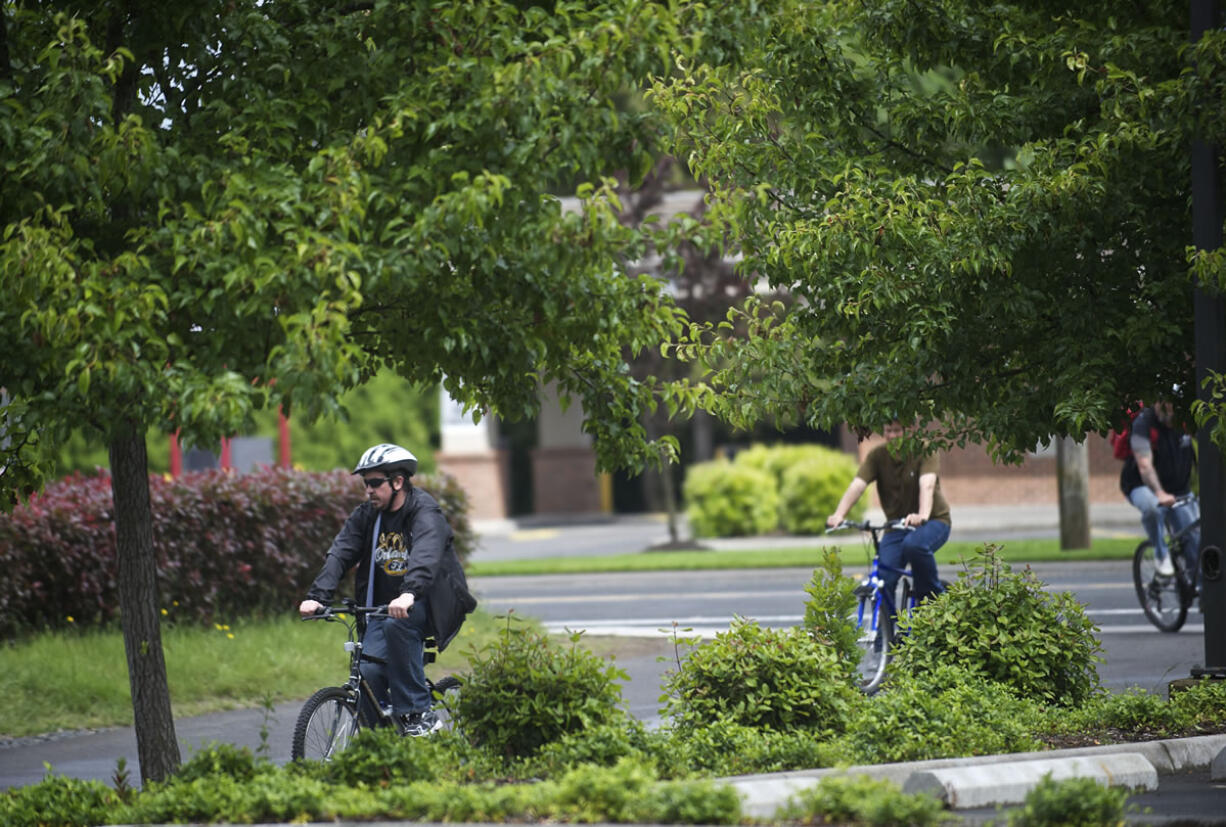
[652, 2, 1226, 456]
[0, 0, 768, 781]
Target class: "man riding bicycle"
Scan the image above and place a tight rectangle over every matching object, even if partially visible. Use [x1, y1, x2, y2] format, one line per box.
[1120, 398, 1199, 580]
[826, 418, 951, 605]
[298, 443, 477, 736]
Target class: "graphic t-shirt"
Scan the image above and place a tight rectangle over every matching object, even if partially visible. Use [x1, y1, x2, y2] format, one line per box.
[366, 504, 414, 605]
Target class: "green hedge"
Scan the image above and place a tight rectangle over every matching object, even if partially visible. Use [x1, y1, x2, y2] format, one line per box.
[0, 468, 473, 637]
[683, 444, 861, 538]
[682, 461, 778, 538]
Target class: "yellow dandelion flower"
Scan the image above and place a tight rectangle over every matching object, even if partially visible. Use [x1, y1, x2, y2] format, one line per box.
[226, 633, 235, 640]
[67, 616, 75, 623]
[161, 608, 168, 616]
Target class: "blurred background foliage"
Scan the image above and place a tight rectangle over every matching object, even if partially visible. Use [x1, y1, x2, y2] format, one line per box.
[54, 369, 439, 479]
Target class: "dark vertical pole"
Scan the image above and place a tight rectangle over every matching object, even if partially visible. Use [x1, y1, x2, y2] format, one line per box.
[1191, 0, 1226, 675]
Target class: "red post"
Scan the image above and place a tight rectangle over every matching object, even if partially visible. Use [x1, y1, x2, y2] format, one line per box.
[169, 433, 182, 478]
[220, 437, 232, 471]
[278, 408, 292, 469]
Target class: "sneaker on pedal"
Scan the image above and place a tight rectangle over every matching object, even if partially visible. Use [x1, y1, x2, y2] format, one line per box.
[1155, 555, 1175, 577]
[401, 709, 442, 737]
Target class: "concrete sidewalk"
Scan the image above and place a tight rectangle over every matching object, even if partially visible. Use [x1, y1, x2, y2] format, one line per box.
[473, 501, 1145, 544]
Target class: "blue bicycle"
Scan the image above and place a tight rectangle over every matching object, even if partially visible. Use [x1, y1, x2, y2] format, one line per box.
[827, 519, 925, 694]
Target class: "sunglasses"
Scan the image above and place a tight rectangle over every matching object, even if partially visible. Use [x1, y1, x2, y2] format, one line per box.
[362, 477, 390, 489]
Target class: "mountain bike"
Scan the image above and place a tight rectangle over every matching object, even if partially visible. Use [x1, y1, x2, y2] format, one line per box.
[827, 519, 926, 694]
[292, 599, 461, 761]
[1132, 493, 1200, 633]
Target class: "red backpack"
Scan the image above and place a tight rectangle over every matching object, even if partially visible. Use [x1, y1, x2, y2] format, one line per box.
[1109, 407, 1158, 461]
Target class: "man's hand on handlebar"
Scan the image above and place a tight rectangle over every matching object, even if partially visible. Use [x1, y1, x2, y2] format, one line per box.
[388, 591, 415, 619]
[903, 513, 928, 528]
[298, 598, 324, 618]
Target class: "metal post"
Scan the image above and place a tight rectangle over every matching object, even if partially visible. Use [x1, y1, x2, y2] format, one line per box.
[1191, 0, 1226, 676]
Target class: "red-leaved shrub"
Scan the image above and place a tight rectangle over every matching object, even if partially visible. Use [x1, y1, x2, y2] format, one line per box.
[0, 468, 474, 637]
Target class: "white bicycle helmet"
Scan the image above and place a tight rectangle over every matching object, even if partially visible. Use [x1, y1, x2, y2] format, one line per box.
[353, 443, 418, 477]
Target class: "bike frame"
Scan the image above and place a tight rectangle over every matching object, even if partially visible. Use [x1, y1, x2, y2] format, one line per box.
[839, 519, 916, 625]
[313, 600, 402, 729]
[1165, 494, 1201, 562]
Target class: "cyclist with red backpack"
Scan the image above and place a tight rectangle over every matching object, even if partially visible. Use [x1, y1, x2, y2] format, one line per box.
[1117, 399, 1198, 579]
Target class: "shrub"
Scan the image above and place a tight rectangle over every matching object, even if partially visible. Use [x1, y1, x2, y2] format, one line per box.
[524, 720, 654, 777]
[779, 455, 861, 534]
[548, 758, 742, 825]
[802, 549, 862, 682]
[1171, 678, 1226, 730]
[0, 467, 473, 636]
[731, 443, 862, 534]
[317, 726, 450, 785]
[650, 719, 845, 778]
[840, 664, 1044, 764]
[891, 544, 1103, 707]
[682, 460, 778, 538]
[0, 771, 119, 827]
[118, 771, 333, 825]
[661, 617, 863, 733]
[453, 620, 630, 758]
[1007, 774, 1128, 827]
[175, 742, 271, 784]
[777, 774, 947, 827]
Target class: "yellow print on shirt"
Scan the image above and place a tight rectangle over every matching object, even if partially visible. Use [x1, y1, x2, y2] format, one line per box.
[374, 531, 410, 577]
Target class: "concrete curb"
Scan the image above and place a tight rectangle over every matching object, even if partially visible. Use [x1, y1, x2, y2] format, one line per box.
[903, 753, 1157, 808]
[724, 733, 1226, 816]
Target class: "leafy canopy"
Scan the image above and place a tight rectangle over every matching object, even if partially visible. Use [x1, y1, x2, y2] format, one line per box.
[1, 0, 784, 504]
[652, 1, 1226, 458]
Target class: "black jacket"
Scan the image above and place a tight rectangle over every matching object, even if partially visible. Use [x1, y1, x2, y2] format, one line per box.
[306, 486, 477, 650]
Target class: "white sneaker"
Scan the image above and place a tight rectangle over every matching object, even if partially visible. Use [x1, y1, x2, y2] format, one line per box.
[1155, 555, 1175, 577]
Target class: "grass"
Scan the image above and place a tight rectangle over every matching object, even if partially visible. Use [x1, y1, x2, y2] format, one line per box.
[466, 535, 1142, 576]
[0, 610, 507, 739]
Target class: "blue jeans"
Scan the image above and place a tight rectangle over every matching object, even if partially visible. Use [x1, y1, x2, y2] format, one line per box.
[878, 520, 950, 605]
[359, 598, 433, 721]
[1127, 487, 1200, 579]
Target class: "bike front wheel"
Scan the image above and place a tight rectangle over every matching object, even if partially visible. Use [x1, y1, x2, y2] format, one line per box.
[1132, 540, 1188, 633]
[853, 594, 893, 695]
[292, 686, 363, 761]
[429, 675, 462, 731]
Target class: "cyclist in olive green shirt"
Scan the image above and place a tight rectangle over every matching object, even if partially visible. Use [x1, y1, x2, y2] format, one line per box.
[827, 419, 951, 602]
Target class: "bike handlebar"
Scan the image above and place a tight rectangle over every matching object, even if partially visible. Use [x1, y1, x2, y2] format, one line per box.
[302, 601, 390, 621]
[826, 518, 911, 534]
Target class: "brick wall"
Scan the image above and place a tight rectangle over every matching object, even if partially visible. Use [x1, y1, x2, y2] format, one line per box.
[434, 450, 511, 521]
[532, 446, 602, 514]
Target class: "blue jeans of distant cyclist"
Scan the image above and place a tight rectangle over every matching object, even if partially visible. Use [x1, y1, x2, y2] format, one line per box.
[359, 597, 433, 723]
[879, 520, 950, 607]
[1127, 486, 1200, 579]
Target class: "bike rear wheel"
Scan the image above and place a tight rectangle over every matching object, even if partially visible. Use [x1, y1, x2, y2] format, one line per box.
[1132, 540, 1188, 633]
[854, 593, 893, 695]
[292, 686, 363, 761]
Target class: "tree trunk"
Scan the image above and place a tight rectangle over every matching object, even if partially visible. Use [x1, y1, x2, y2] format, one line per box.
[1056, 436, 1092, 550]
[109, 422, 180, 783]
